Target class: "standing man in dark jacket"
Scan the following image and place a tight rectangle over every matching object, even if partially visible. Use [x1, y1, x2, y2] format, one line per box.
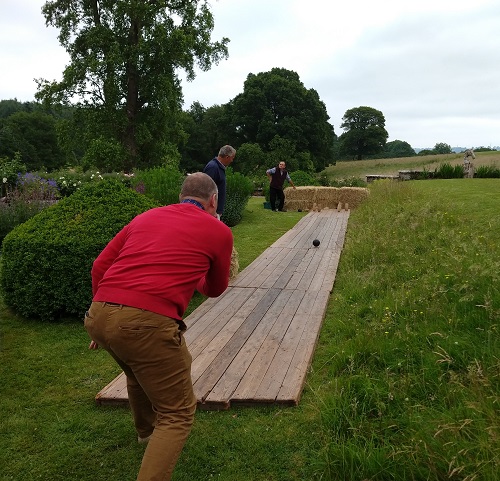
[203, 145, 236, 219]
[266, 161, 296, 212]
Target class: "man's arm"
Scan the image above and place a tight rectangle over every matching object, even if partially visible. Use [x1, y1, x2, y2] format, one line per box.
[196, 228, 233, 297]
[91, 226, 128, 295]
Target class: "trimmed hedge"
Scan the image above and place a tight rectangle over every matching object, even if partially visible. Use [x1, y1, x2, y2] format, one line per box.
[221, 169, 254, 227]
[130, 166, 185, 205]
[0, 180, 158, 321]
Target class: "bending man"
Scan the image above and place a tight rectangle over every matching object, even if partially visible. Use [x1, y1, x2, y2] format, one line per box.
[84, 172, 233, 481]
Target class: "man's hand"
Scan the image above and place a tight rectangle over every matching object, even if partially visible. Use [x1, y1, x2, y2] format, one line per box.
[89, 340, 99, 350]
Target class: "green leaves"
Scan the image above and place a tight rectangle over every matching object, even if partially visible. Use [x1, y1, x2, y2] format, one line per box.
[339, 106, 388, 160]
[37, 0, 229, 169]
[0, 180, 158, 320]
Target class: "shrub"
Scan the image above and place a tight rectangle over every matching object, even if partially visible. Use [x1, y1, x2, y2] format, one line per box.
[0, 180, 158, 321]
[291, 170, 319, 187]
[475, 165, 500, 178]
[221, 168, 254, 227]
[0, 173, 60, 244]
[81, 137, 126, 172]
[0, 152, 26, 197]
[50, 168, 132, 197]
[15, 172, 60, 200]
[434, 163, 464, 178]
[329, 176, 367, 187]
[0, 194, 49, 244]
[131, 166, 184, 205]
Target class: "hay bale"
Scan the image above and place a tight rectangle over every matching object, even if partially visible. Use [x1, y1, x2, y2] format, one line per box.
[283, 186, 369, 211]
[230, 246, 239, 280]
[338, 187, 369, 208]
[285, 199, 311, 212]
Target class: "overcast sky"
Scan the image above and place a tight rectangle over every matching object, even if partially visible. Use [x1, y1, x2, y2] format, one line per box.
[1, 0, 499, 149]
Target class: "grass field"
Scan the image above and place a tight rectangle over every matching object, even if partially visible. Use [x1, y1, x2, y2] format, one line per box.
[325, 150, 500, 179]
[1, 177, 498, 480]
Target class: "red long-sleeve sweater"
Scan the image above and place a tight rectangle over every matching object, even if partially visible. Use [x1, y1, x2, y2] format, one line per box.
[92, 203, 233, 321]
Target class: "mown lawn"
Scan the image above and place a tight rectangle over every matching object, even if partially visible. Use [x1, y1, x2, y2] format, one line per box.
[1, 179, 498, 480]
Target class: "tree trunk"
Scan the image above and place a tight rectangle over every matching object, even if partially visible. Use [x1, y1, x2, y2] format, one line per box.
[123, 16, 141, 171]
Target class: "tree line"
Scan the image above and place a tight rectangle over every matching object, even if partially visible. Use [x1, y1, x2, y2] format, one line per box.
[1, 0, 470, 178]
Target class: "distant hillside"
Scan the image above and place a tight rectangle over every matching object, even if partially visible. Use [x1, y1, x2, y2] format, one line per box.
[326, 151, 500, 179]
[415, 146, 499, 153]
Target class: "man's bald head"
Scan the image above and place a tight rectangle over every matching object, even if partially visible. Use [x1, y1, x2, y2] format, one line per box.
[180, 172, 218, 203]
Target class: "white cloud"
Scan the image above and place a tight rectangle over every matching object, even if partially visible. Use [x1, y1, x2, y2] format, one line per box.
[0, 0, 498, 148]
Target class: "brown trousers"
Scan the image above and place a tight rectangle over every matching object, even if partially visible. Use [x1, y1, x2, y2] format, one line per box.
[84, 302, 197, 481]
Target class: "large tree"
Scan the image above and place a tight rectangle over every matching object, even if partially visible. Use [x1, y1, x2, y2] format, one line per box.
[36, 0, 229, 171]
[433, 142, 452, 154]
[339, 106, 388, 160]
[0, 111, 65, 171]
[178, 101, 234, 172]
[385, 139, 416, 158]
[228, 68, 335, 172]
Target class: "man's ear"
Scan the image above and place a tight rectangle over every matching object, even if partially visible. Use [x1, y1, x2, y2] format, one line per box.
[211, 193, 218, 209]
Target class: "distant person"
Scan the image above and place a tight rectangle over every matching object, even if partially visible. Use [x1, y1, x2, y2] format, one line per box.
[203, 145, 236, 219]
[84, 172, 233, 481]
[266, 161, 296, 212]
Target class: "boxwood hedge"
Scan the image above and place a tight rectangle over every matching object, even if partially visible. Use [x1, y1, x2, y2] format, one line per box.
[0, 180, 158, 321]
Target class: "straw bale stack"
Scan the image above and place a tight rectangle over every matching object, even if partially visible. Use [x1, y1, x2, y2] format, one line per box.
[230, 246, 239, 280]
[283, 186, 369, 211]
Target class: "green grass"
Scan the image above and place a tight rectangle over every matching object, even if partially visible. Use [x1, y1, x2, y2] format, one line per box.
[1, 184, 499, 480]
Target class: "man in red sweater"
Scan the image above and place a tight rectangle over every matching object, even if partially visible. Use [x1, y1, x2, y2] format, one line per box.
[84, 172, 233, 481]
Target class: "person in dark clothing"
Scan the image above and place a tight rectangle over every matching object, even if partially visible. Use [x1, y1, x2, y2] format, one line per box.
[203, 145, 236, 219]
[266, 161, 296, 211]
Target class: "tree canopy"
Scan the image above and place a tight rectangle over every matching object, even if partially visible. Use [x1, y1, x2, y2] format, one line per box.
[0, 111, 64, 171]
[385, 139, 416, 158]
[339, 106, 388, 160]
[228, 68, 335, 172]
[433, 142, 452, 154]
[36, 0, 229, 171]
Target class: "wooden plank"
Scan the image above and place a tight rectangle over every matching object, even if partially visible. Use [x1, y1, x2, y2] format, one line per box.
[251, 290, 318, 403]
[260, 248, 304, 289]
[204, 289, 296, 404]
[283, 247, 317, 290]
[193, 288, 281, 405]
[186, 288, 255, 360]
[95, 209, 350, 409]
[230, 247, 287, 288]
[190, 287, 265, 383]
[230, 289, 306, 404]
[95, 372, 127, 405]
[276, 290, 331, 404]
[307, 248, 334, 292]
[321, 250, 341, 291]
[281, 248, 314, 290]
[292, 214, 333, 250]
[270, 213, 318, 248]
[325, 212, 349, 250]
[228, 249, 280, 287]
[270, 248, 308, 289]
